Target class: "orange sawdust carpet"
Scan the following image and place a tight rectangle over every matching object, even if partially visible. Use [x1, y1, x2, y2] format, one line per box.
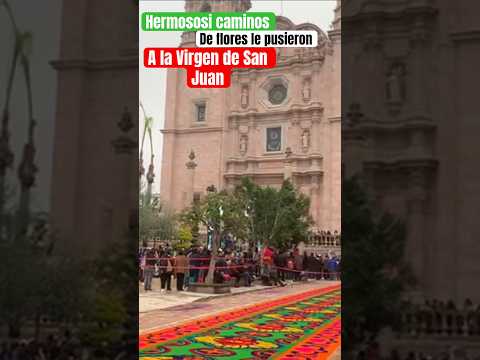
[139, 284, 341, 359]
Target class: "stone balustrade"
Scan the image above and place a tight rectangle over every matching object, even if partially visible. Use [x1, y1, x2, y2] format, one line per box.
[310, 231, 341, 247]
[399, 301, 480, 337]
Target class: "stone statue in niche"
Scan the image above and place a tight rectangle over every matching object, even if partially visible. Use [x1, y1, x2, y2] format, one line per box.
[386, 63, 406, 103]
[302, 78, 312, 102]
[239, 135, 248, 154]
[301, 130, 310, 149]
[241, 86, 249, 109]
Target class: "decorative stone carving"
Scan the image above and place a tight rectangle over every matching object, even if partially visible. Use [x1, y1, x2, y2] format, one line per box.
[300, 119, 312, 129]
[118, 107, 134, 133]
[301, 130, 310, 151]
[239, 135, 248, 155]
[186, 149, 197, 170]
[112, 107, 137, 154]
[241, 86, 249, 109]
[345, 103, 363, 127]
[408, 168, 428, 205]
[302, 77, 312, 102]
[285, 147, 293, 158]
[238, 125, 249, 134]
[386, 63, 406, 103]
[311, 174, 320, 190]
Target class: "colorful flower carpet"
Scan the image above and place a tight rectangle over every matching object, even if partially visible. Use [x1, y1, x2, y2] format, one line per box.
[139, 284, 341, 359]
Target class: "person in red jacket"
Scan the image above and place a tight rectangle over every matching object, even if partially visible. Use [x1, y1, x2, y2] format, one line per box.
[262, 246, 273, 265]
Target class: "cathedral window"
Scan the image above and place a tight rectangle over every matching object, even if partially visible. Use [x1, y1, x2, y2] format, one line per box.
[195, 103, 206, 122]
[266, 127, 282, 152]
[268, 84, 288, 105]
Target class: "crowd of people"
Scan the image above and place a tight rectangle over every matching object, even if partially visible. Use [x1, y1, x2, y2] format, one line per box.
[138, 244, 341, 292]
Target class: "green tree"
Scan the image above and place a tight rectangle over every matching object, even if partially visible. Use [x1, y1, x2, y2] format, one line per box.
[80, 235, 138, 350]
[176, 224, 193, 251]
[236, 177, 313, 251]
[342, 176, 413, 352]
[139, 195, 177, 246]
[0, 213, 89, 339]
[181, 189, 248, 284]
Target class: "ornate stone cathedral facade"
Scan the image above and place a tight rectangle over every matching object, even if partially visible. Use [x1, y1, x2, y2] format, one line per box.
[160, 0, 341, 235]
[343, 0, 480, 304]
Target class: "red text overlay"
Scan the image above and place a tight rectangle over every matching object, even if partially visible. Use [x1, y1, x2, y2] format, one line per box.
[143, 47, 276, 88]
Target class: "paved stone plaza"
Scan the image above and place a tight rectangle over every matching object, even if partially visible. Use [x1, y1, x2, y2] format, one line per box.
[140, 280, 340, 332]
[139, 280, 276, 313]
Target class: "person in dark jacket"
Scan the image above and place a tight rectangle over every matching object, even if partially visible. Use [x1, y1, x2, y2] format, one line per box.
[159, 251, 174, 291]
[306, 253, 317, 280]
[277, 250, 288, 281]
[189, 247, 201, 283]
[294, 249, 303, 281]
[214, 253, 228, 284]
[272, 250, 286, 287]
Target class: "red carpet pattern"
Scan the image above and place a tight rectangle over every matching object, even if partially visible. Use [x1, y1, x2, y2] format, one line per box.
[139, 284, 341, 359]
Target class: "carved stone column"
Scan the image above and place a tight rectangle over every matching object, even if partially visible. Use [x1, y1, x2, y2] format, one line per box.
[409, 17, 429, 117]
[409, 129, 426, 159]
[248, 74, 257, 111]
[363, 22, 383, 118]
[406, 168, 428, 290]
[291, 66, 302, 106]
[310, 174, 321, 228]
[231, 72, 240, 112]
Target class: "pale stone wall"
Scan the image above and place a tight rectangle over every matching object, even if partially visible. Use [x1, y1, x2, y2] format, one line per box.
[342, 0, 480, 303]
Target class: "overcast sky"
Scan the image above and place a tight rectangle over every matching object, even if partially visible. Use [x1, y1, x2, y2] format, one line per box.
[139, 0, 336, 195]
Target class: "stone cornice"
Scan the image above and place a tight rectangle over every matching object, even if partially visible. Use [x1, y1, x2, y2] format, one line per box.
[233, 55, 325, 76]
[343, 116, 436, 133]
[161, 126, 223, 135]
[50, 55, 137, 71]
[342, 0, 438, 24]
[364, 158, 438, 171]
[228, 103, 324, 124]
[225, 172, 284, 180]
[224, 169, 323, 179]
[226, 153, 322, 164]
[450, 29, 480, 43]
